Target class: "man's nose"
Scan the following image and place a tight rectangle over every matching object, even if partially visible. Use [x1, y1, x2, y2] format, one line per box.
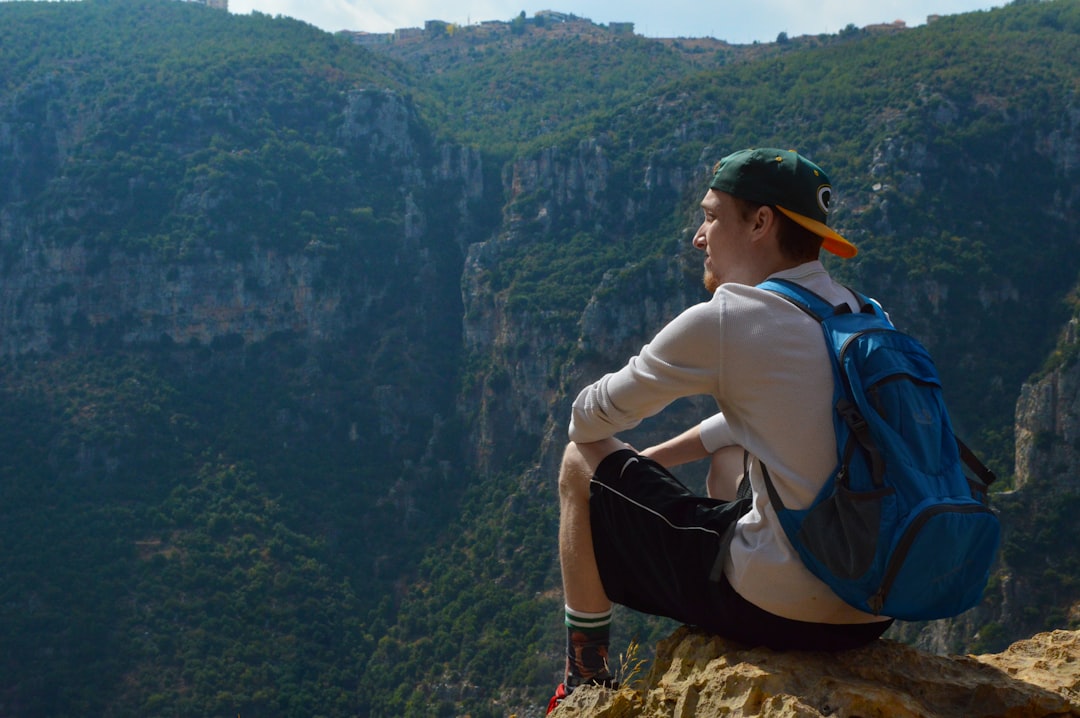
[692, 228, 707, 249]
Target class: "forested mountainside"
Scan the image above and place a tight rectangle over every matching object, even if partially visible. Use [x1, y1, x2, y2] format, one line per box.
[1, 0, 1079, 716]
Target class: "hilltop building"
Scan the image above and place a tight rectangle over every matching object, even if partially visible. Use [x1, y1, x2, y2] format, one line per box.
[393, 27, 424, 42]
[178, 0, 228, 9]
[338, 30, 392, 46]
[338, 10, 637, 49]
[864, 19, 906, 33]
[535, 10, 576, 23]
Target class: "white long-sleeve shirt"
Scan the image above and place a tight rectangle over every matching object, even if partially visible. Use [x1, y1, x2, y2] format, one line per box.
[699, 411, 735, 454]
[569, 260, 888, 625]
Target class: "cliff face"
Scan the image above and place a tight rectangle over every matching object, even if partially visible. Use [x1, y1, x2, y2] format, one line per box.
[992, 318, 1080, 642]
[1014, 319, 1080, 497]
[0, 241, 338, 353]
[0, 87, 482, 357]
[552, 626, 1080, 717]
[460, 137, 704, 477]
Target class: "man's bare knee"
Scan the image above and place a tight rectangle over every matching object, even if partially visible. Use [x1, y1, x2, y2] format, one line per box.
[559, 442, 592, 500]
[559, 438, 630, 500]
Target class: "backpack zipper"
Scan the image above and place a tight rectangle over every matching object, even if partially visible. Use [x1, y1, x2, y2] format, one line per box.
[868, 501, 994, 614]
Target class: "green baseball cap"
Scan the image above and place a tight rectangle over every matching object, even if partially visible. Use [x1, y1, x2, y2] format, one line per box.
[708, 147, 857, 258]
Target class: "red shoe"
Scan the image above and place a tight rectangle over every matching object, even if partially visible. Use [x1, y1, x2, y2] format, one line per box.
[546, 683, 569, 714]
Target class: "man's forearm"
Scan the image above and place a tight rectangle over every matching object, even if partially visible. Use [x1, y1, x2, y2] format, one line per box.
[641, 425, 709, 468]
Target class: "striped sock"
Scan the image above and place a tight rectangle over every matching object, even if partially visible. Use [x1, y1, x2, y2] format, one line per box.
[564, 605, 613, 633]
[564, 605, 613, 687]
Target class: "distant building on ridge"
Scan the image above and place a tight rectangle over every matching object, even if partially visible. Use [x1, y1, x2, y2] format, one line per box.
[338, 30, 393, 46]
[177, 0, 228, 9]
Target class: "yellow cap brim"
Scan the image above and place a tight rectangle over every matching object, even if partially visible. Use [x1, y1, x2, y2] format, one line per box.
[775, 205, 857, 259]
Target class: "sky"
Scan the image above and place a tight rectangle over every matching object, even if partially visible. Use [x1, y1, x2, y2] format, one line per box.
[225, 0, 1003, 44]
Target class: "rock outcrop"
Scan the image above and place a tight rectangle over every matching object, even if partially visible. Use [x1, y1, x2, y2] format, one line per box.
[1014, 318, 1080, 497]
[552, 626, 1080, 717]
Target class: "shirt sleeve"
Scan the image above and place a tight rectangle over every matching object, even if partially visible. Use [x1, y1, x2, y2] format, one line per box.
[698, 412, 737, 453]
[568, 298, 726, 443]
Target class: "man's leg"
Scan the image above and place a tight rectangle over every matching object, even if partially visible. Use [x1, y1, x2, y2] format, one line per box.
[559, 439, 620, 613]
[556, 438, 625, 694]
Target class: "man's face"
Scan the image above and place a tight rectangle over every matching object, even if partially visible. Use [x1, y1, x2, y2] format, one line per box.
[692, 189, 755, 292]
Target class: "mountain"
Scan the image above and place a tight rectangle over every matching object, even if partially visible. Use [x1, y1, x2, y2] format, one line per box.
[0, 0, 1079, 716]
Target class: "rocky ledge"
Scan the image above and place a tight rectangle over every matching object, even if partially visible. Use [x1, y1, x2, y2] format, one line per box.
[552, 626, 1080, 717]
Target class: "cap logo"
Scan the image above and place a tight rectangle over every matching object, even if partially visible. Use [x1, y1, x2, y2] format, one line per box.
[817, 185, 832, 215]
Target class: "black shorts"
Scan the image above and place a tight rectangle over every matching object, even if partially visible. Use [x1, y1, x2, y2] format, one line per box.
[589, 449, 892, 651]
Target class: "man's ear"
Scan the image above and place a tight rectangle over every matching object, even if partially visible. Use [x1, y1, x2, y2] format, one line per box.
[751, 205, 777, 236]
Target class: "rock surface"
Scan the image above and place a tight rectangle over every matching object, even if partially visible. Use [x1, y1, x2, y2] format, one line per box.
[552, 626, 1080, 717]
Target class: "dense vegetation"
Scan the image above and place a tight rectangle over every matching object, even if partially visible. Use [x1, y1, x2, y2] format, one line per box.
[1, 0, 1079, 716]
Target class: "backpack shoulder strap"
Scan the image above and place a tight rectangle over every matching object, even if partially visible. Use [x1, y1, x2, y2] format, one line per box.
[845, 285, 890, 323]
[757, 278, 835, 320]
[759, 278, 895, 329]
[958, 437, 998, 491]
[758, 277, 887, 485]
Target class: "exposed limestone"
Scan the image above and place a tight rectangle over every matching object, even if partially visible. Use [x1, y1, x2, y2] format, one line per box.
[1014, 317, 1080, 495]
[552, 626, 1080, 717]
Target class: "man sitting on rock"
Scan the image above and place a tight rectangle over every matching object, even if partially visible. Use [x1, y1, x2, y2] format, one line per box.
[550, 148, 894, 712]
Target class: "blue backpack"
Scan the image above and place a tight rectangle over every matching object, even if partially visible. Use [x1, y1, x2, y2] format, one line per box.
[756, 278, 1001, 621]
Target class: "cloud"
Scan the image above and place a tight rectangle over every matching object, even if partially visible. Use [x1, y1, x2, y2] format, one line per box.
[230, 0, 527, 33]
[229, 0, 381, 32]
